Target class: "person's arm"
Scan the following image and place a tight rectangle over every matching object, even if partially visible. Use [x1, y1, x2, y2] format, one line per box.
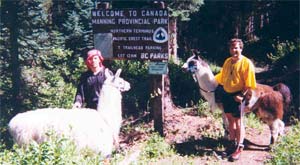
[215, 68, 223, 85]
[235, 60, 257, 103]
[234, 87, 250, 102]
[72, 75, 85, 108]
[244, 60, 257, 89]
[215, 58, 229, 85]
[73, 86, 84, 108]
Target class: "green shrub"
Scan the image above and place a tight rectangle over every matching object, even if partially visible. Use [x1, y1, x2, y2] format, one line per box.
[0, 133, 106, 165]
[109, 60, 150, 114]
[267, 39, 298, 63]
[169, 62, 200, 108]
[245, 113, 264, 132]
[267, 122, 300, 164]
[139, 133, 175, 162]
[196, 99, 210, 117]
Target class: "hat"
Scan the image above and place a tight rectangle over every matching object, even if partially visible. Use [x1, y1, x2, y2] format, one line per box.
[85, 49, 104, 69]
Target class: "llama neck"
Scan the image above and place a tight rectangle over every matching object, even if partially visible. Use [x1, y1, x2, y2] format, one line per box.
[247, 90, 260, 109]
[194, 67, 219, 111]
[97, 83, 123, 139]
[97, 85, 122, 117]
[195, 67, 218, 91]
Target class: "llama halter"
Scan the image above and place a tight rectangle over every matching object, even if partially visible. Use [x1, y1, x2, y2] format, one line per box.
[188, 65, 198, 73]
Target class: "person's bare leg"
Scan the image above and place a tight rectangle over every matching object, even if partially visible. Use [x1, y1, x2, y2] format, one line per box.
[223, 113, 238, 158]
[229, 117, 244, 161]
[226, 113, 236, 141]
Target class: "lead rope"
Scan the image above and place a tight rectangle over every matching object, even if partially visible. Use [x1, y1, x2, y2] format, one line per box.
[238, 90, 248, 150]
[192, 73, 216, 93]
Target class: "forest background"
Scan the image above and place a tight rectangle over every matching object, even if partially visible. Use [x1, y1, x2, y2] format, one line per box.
[0, 0, 299, 147]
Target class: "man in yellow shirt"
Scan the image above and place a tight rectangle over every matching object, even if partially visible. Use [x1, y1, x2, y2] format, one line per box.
[215, 38, 256, 161]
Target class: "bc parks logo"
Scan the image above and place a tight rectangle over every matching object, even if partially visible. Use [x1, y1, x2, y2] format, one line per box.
[153, 27, 168, 43]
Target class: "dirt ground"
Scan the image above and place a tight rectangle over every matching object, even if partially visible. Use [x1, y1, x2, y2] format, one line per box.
[164, 108, 274, 164]
[119, 107, 286, 164]
[118, 67, 298, 164]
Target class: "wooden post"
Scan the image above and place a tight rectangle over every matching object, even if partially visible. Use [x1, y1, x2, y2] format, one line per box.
[150, 74, 164, 135]
[149, 1, 166, 136]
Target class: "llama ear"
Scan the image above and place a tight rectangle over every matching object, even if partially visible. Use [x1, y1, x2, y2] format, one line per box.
[105, 68, 113, 78]
[187, 55, 195, 62]
[197, 55, 202, 61]
[115, 69, 122, 78]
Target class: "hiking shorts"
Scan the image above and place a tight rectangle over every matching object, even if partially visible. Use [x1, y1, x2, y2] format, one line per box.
[215, 85, 242, 118]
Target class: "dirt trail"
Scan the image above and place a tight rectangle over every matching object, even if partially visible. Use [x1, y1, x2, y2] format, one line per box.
[119, 108, 283, 164]
[222, 126, 272, 164]
[164, 108, 274, 164]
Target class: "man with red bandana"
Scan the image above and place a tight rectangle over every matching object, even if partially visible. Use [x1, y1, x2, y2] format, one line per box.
[73, 49, 109, 109]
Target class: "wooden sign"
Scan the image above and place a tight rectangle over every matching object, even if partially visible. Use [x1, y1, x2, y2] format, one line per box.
[91, 9, 169, 60]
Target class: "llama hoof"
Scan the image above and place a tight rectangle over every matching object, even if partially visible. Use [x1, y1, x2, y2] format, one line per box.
[221, 151, 228, 159]
[270, 137, 275, 144]
[264, 146, 271, 151]
[222, 130, 230, 140]
[103, 158, 110, 165]
[279, 130, 285, 136]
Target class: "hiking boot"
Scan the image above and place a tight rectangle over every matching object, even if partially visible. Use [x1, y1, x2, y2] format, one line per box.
[229, 144, 244, 162]
[222, 140, 236, 159]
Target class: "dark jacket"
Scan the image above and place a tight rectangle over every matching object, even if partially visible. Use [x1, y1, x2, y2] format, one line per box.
[74, 68, 106, 109]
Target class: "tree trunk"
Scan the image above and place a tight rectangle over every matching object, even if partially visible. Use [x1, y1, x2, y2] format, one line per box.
[164, 16, 178, 112]
[163, 73, 177, 112]
[7, 1, 22, 116]
[169, 17, 178, 64]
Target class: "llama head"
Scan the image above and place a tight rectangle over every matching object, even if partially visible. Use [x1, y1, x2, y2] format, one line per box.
[242, 89, 260, 112]
[182, 55, 197, 73]
[104, 68, 131, 92]
[181, 55, 209, 74]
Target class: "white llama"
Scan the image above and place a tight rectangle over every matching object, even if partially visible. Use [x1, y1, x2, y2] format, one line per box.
[182, 55, 229, 136]
[8, 68, 130, 156]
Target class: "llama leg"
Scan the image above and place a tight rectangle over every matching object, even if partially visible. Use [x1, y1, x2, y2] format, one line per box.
[269, 120, 280, 144]
[113, 134, 120, 150]
[269, 125, 275, 144]
[217, 104, 229, 139]
[278, 119, 285, 136]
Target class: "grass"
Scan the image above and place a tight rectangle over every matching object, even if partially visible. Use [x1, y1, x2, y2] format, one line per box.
[1, 104, 298, 164]
[266, 121, 300, 164]
[0, 134, 105, 165]
[244, 112, 264, 133]
[138, 133, 176, 163]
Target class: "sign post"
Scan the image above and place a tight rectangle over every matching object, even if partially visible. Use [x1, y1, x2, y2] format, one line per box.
[92, 6, 168, 136]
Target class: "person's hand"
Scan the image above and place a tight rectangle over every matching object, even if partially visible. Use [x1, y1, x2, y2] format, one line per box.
[234, 95, 244, 103]
[72, 102, 81, 109]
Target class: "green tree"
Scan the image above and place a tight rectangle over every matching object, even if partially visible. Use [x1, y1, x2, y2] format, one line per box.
[168, 0, 204, 21]
[0, 0, 95, 118]
[177, 1, 299, 62]
[1, 0, 49, 116]
[168, 0, 204, 62]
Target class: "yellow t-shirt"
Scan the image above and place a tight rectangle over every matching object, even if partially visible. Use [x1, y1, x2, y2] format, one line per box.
[215, 55, 256, 93]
